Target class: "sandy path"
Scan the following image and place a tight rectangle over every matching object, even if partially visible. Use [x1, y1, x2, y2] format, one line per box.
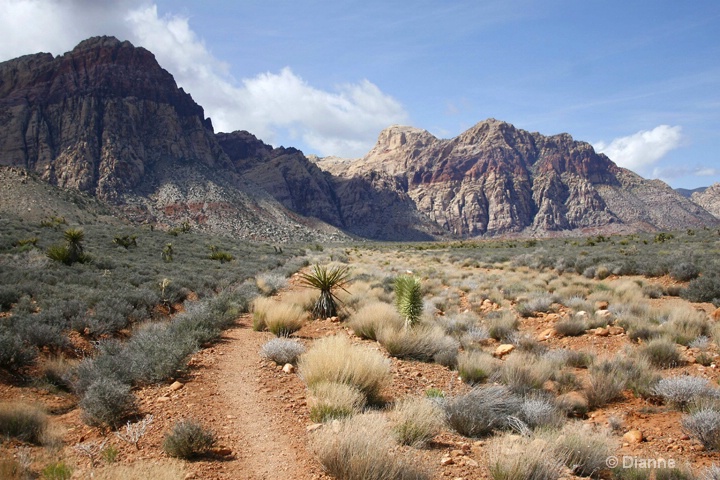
[190, 317, 325, 480]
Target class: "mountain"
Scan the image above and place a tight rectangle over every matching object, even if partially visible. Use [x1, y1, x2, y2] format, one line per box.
[0, 37, 717, 241]
[692, 183, 720, 219]
[0, 36, 345, 242]
[676, 187, 707, 198]
[317, 121, 719, 236]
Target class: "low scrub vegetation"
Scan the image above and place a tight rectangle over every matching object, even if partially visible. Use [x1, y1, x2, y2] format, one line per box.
[163, 419, 216, 459]
[308, 382, 366, 423]
[444, 385, 522, 437]
[260, 338, 306, 365]
[391, 397, 444, 446]
[311, 413, 431, 480]
[299, 335, 390, 403]
[0, 402, 48, 444]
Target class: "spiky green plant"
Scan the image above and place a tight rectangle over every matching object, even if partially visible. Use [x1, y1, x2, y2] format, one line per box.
[298, 264, 350, 319]
[394, 275, 423, 328]
[47, 228, 88, 265]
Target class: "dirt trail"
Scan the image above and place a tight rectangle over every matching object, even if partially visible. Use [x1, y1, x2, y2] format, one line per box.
[190, 317, 324, 479]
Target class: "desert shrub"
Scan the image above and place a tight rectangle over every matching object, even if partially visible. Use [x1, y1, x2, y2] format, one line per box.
[123, 323, 196, 384]
[585, 360, 627, 409]
[457, 350, 499, 384]
[554, 370, 583, 393]
[262, 301, 306, 337]
[654, 376, 717, 411]
[0, 330, 37, 370]
[163, 419, 216, 458]
[615, 356, 661, 398]
[392, 397, 444, 446]
[516, 293, 555, 318]
[663, 307, 709, 345]
[255, 271, 288, 296]
[683, 275, 720, 305]
[0, 285, 22, 311]
[682, 409, 720, 450]
[498, 353, 554, 395]
[487, 312, 519, 341]
[554, 316, 587, 337]
[309, 382, 366, 423]
[260, 338, 306, 365]
[640, 337, 681, 368]
[563, 350, 595, 368]
[377, 325, 458, 363]
[671, 263, 700, 281]
[519, 394, 565, 430]
[437, 311, 479, 337]
[299, 335, 390, 403]
[79, 378, 136, 427]
[488, 433, 566, 480]
[611, 467, 651, 480]
[550, 423, 615, 478]
[311, 413, 431, 480]
[511, 333, 548, 356]
[444, 385, 522, 437]
[0, 402, 48, 444]
[348, 302, 403, 340]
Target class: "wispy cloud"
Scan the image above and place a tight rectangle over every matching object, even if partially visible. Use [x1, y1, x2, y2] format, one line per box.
[0, 1, 407, 157]
[652, 166, 719, 181]
[594, 125, 684, 172]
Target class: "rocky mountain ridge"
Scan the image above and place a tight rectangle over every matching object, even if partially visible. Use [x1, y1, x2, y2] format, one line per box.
[317, 122, 718, 236]
[0, 36, 717, 241]
[692, 183, 720, 220]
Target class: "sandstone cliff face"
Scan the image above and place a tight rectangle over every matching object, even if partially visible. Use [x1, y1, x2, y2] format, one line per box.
[0, 37, 345, 242]
[319, 120, 719, 236]
[692, 183, 720, 219]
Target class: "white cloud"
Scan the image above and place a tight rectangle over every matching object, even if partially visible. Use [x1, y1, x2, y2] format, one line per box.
[594, 125, 683, 172]
[652, 166, 719, 181]
[0, 1, 407, 157]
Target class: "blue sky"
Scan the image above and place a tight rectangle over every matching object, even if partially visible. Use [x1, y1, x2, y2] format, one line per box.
[1, 1, 718, 188]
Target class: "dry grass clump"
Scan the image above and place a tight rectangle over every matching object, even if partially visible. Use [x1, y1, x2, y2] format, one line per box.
[554, 316, 587, 337]
[255, 271, 288, 296]
[253, 298, 306, 336]
[299, 335, 390, 403]
[444, 385, 522, 437]
[377, 325, 458, 365]
[639, 337, 682, 368]
[311, 413, 431, 480]
[585, 360, 627, 409]
[348, 302, 403, 340]
[391, 397, 444, 446]
[308, 382, 366, 423]
[498, 353, 555, 395]
[457, 350, 499, 384]
[548, 422, 615, 478]
[519, 394, 565, 430]
[662, 306, 710, 345]
[282, 289, 318, 312]
[488, 433, 567, 480]
[0, 402, 48, 444]
[487, 312, 519, 341]
[94, 460, 186, 480]
[260, 338, 306, 365]
[251, 296, 274, 331]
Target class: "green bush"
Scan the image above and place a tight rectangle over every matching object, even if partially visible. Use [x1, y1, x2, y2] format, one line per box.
[163, 419, 216, 458]
[394, 275, 423, 327]
[79, 378, 136, 427]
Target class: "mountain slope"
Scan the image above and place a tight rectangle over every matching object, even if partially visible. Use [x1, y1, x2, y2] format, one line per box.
[0, 36, 345, 242]
[692, 183, 720, 219]
[318, 120, 718, 236]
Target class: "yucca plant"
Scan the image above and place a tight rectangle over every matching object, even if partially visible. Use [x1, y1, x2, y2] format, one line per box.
[394, 275, 423, 328]
[47, 228, 88, 265]
[298, 264, 350, 318]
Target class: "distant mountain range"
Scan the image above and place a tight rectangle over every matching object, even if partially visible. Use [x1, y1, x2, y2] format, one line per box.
[1, 36, 718, 240]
